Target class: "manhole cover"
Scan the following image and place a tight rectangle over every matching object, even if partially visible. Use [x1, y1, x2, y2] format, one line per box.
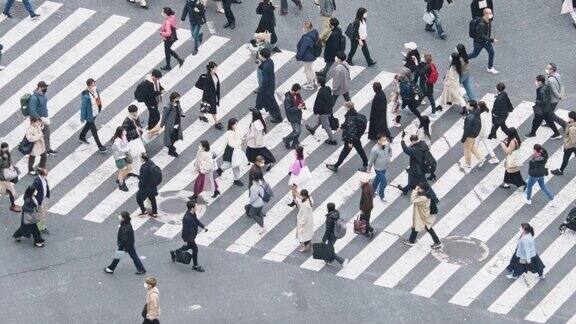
[142, 190, 206, 225]
[431, 236, 489, 266]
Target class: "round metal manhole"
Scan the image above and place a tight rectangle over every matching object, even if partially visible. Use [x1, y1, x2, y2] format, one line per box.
[431, 236, 490, 266]
[142, 190, 207, 225]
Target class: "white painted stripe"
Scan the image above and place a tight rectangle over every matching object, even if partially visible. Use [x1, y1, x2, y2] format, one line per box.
[411, 262, 461, 297]
[0, 1, 62, 51]
[375, 119, 552, 288]
[525, 264, 576, 323]
[3, 15, 134, 149]
[568, 312, 576, 324]
[0, 8, 95, 103]
[82, 44, 255, 223]
[227, 71, 389, 255]
[48, 36, 228, 215]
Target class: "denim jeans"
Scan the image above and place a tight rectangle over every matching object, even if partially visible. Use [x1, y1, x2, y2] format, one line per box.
[467, 41, 495, 69]
[459, 73, 478, 102]
[189, 22, 202, 50]
[4, 0, 35, 16]
[526, 176, 554, 201]
[372, 169, 387, 199]
[430, 10, 445, 37]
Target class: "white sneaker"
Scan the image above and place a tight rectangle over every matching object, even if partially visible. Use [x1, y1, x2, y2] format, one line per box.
[489, 157, 500, 164]
[392, 122, 401, 128]
[0, 65, 5, 71]
[506, 274, 517, 279]
[487, 67, 499, 74]
[523, 196, 532, 205]
[258, 226, 266, 235]
[302, 84, 315, 91]
[477, 158, 486, 168]
[217, 8, 225, 13]
[429, 113, 437, 120]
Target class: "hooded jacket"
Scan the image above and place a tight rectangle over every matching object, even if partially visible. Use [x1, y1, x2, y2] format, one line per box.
[401, 140, 428, 176]
[528, 148, 549, 177]
[296, 29, 319, 62]
[322, 210, 340, 242]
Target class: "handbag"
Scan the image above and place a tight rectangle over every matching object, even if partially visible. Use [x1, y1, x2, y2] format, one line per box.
[23, 209, 41, 225]
[3, 166, 19, 181]
[328, 115, 339, 131]
[200, 101, 212, 114]
[142, 303, 148, 319]
[18, 136, 34, 155]
[113, 250, 127, 260]
[506, 149, 522, 168]
[422, 11, 435, 25]
[353, 215, 367, 234]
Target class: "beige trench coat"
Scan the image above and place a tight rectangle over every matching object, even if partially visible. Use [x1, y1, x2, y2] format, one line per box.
[411, 190, 436, 232]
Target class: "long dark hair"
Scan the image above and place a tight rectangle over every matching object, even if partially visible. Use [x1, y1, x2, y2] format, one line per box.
[227, 118, 238, 131]
[521, 223, 535, 236]
[456, 44, 469, 65]
[251, 110, 267, 133]
[200, 140, 210, 152]
[355, 7, 367, 21]
[419, 116, 431, 139]
[112, 126, 125, 140]
[295, 146, 304, 160]
[300, 189, 311, 206]
[163, 7, 174, 16]
[478, 101, 489, 113]
[207, 61, 217, 73]
[450, 52, 463, 75]
[24, 185, 35, 200]
[506, 127, 522, 148]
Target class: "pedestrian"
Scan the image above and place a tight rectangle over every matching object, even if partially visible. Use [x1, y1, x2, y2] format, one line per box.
[467, 8, 498, 74]
[127, 0, 148, 9]
[412, 116, 438, 181]
[79, 78, 107, 153]
[437, 53, 467, 113]
[346, 7, 377, 67]
[104, 211, 146, 275]
[398, 68, 423, 122]
[195, 62, 223, 129]
[316, 18, 344, 77]
[170, 200, 207, 272]
[416, 52, 440, 119]
[29, 81, 56, 156]
[160, 7, 185, 71]
[552, 111, 576, 176]
[12, 186, 44, 247]
[190, 140, 219, 201]
[122, 105, 146, 176]
[456, 44, 478, 103]
[477, 101, 500, 164]
[217, 118, 247, 187]
[136, 153, 160, 218]
[368, 82, 390, 141]
[396, 134, 429, 195]
[292, 186, 313, 252]
[368, 134, 391, 202]
[181, 0, 207, 56]
[2, 0, 39, 19]
[525, 75, 561, 139]
[222, 0, 236, 29]
[254, 0, 281, 53]
[460, 101, 486, 170]
[246, 110, 276, 169]
[331, 52, 351, 106]
[142, 277, 160, 324]
[500, 127, 526, 190]
[318, 0, 336, 43]
[359, 172, 375, 236]
[160, 92, 185, 157]
[544, 63, 567, 129]
[248, 155, 266, 188]
[31, 168, 50, 234]
[296, 21, 319, 91]
[246, 167, 267, 234]
[111, 126, 133, 192]
[326, 101, 368, 173]
[280, 0, 302, 15]
[523, 144, 555, 205]
[402, 42, 420, 84]
[282, 83, 305, 149]
[471, 0, 493, 19]
[287, 146, 311, 206]
[305, 76, 336, 145]
[321, 202, 346, 265]
[506, 223, 545, 280]
[488, 82, 512, 139]
[134, 69, 165, 131]
[254, 48, 283, 123]
[0, 143, 21, 212]
[403, 182, 443, 249]
[25, 117, 47, 175]
[424, 0, 448, 39]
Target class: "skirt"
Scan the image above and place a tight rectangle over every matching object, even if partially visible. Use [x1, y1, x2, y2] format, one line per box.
[115, 158, 127, 169]
[504, 171, 526, 187]
[506, 254, 546, 277]
[246, 146, 276, 164]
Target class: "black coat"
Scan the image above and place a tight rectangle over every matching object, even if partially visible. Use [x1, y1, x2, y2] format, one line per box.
[258, 58, 275, 95]
[137, 79, 164, 108]
[313, 85, 333, 115]
[255, 2, 276, 32]
[492, 91, 512, 124]
[528, 149, 549, 177]
[402, 140, 428, 177]
[534, 84, 552, 115]
[324, 26, 343, 63]
[462, 109, 482, 141]
[138, 161, 158, 197]
[474, 18, 494, 43]
[117, 222, 135, 250]
[341, 109, 360, 143]
[181, 211, 205, 242]
[32, 176, 50, 205]
[368, 90, 390, 140]
[181, 0, 206, 25]
[470, 0, 493, 18]
[283, 92, 303, 123]
[122, 116, 143, 141]
[322, 210, 340, 242]
[198, 73, 221, 108]
[426, 0, 444, 11]
[404, 49, 421, 73]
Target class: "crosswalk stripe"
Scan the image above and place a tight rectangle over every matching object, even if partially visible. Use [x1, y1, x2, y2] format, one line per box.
[0, 8, 95, 108]
[526, 263, 576, 323]
[82, 44, 256, 224]
[0, 1, 62, 52]
[224, 67, 376, 253]
[3, 15, 134, 150]
[411, 261, 461, 298]
[48, 35, 227, 215]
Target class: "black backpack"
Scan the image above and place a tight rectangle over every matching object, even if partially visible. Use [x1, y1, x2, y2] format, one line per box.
[345, 22, 355, 40]
[134, 81, 146, 103]
[355, 113, 367, 137]
[151, 163, 163, 186]
[338, 34, 346, 52]
[468, 18, 481, 39]
[417, 147, 437, 174]
[410, 81, 425, 104]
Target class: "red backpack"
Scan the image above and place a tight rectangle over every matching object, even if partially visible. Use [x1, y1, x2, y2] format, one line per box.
[426, 63, 439, 85]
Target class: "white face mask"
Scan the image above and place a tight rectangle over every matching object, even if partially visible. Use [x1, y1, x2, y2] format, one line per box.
[144, 283, 149, 289]
[363, 13, 367, 19]
[487, 14, 493, 19]
[545, 68, 551, 74]
[118, 215, 123, 221]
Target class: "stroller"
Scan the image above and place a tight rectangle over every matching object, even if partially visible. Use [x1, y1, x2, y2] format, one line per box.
[559, 206, 576, 234]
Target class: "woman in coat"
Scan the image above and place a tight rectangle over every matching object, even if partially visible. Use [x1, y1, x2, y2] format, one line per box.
[506, 223, 545, 280]
[104, 211, 146, 275]
[0, 143, 21, 212]
[317, 18, 343, 77]
[160, 92, 185, 157]
[368, 81, 390, 141]
[359, 173, 375, 236]
[477, 101, 499, 164]
[524, 144, 555, 205]
[13, 186, 44, 247]
[253, 0, 281, 53]
[402, 42, 420, 84]
[195, 61, 222, 129]
[397, 69, 423, 124]
[143, 276, 160, 324]
[246, 110, 276, 169]
[218, 118, 247, 187]
[191, 140, 219, 201]
[292, 187, 313, 252]
[346, 7, 376, 67]
[246, 167, 266, 234]
[111, 126, 133, 192]
[438, 53, 467, 113]
[306, 76, 336, 144]
[25, 116, 46, 175]
[160, 7, 184, 71]
[403, 182, 442, 249]
[321, 203, 345, 265]
[287, 146, 311, 206]
[500, 127, 526, 190]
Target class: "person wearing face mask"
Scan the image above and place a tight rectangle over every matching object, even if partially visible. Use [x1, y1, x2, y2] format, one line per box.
[396, 134, 429, 196]
[104, 211, 146, 275]
[467, 8, 498, 74]
[544, 63, 567, 130]
[403, 182, 442, 249]
[160, 7, 185, 71]
[460, 101, 486, 171]
[111, 126, 133, 192]
[524, 144, 555, 205]
[526, 75, 561, 139]
[424, 0, 448, 40]
[296, 21, 319, 91]
[135, 69, 165, 132]
[368, 82, 390, 141]
[160, 92, 185, 157]
[217, 118, 246, 187]
[316, 18, 344, 78]
[506, 223, 545, 280]
[195, 62, 223, 129]
[122, 105, 146, 177]
[190, 140, 219, 201]
[79, 78, 107, 153]
[321, 202, 346, 265]
[29, 81, 57, 156]
[181, 0, 207, 56]
[0, 143, 21, 212]
[246, 110, 276, 171]
[346, 7, 377, 67]
[24, 116, 47, 175]
[359, 172, 375, 237]
[368, 134, 391, 202]
[136, 153, 160, 218]
[142, 277, 160, 324]
[170, 200, 207, 272]
[248, 155, 266, 188]
[488, 82, 512, 139]
[12, 186, 44, 247]
[306, 76, 336, 145]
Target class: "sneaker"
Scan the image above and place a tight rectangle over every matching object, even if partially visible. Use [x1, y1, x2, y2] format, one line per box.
[170, 251, 176, 263]
[216, 8, 225, 13]
[135, 270, 146, 275]
[34, 242, 45, 247]
[214, 123, 223, 130]
[192, 265, 205, 272]
[258, 226, 266, 235]
[98, 147, 108, 154]
[3, 13, 13, 19]
[523, 196, 532, 205]
[506, 274, 517, 279]
[104, 267, 114, 274]
[302, 84, 315, 91]
[30, 13, 40, 20]
[488, 157, 500, 164]
[233, 180, 244, 187]
[192, 47, 198, 56]
[429, 113, 437, 120]
[477, 158, 486, 168]
[177, 57, 185, 68]
[119, 183, 129, 192]
[525, 133, 536, 138]
[402, 239, 414, 246]
[326, 164, 338, 173]
[392, 122, 402, 128]
[168, 151, 179, 157]
[539, 274, 545, 280]
[487, 67, 499, 74]
[358, 166, 367, 172]
[324, 139, 337, 145]
[47, 150, 58, 156]
[396, 184, 407, 195]
[431, 242, 443, 249]
[160, 65, 171, 71]
[78, 138, 90, 145]
[550, 133, 562, 139]
[367, 61, 377, 67]
[551, 169, 564, 176]
[40, 228, 50, 235]
[249, 39, 257, 48]
[438, 34, 447, 40]
[305, 125, 315, 135]
[28, 170, 37, 175]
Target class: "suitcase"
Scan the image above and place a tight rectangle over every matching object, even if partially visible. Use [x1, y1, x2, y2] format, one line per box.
[353, 215, 367, 235]
[175, 250, 192, 265]
[312, 243, 335, 262]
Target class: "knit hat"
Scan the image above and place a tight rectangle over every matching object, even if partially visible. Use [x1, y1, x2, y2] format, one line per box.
[404, 42, 417, 50]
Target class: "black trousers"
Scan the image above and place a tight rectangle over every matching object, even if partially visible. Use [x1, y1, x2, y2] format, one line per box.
[488, 121, 509, 139]
[256, 93, 282, 120]
[548, 102, 567, 129]
[331, 93, 351, 110]
[402, 99, 423, 121]
[530, 112, 560, 135]
[163, 39, 180, 67]
[146, 105, 160, 130]
[177, 240, 199, 266]
[335, 140, 368, 168]
[143, 319, 160, 324]
[79, 119, 104, 148]
[402, 172, 427, 194]
[28, 153, 46, 172]
[360, 211, 374, 234]
[108, 246, 146, 272]
[136, 190, 158, 214]
[223, 0, 235, 23]
[408, 226, 440, 244]
[348, 39, 373, 63]
[560, 148, 576, 171]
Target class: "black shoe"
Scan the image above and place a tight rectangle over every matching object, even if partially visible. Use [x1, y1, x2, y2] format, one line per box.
[396, 185, 407, 195]
[233, 180, 244, 187]
[98, 147, 108, 154]
[324, 139, 337, 145]
[168, 150, 179, 157]
[425, 24, 435, 32]
[104, 267, 114, 274]
[250, 39, 257, 47]
[305, 125, 315, 135]
[216, 168, 223, 177]
[525, 133, 536, 138]
[551, 169, 563, 176]
[199, 116, 209, 122]
[266, 164, 273, 172]
[199, 33, 204, 43]
[30, 13, 40, 19]
[367, 60, 377, 67]
[287, 201, 297, 207]
[346, 60, 354, 66]
[270, 118, 282, 123]
[283, 138, 290, 149]
[178, 57, 185, 68]
[315, 71, 325, 77]
[188, 195, 198, 201]
[135, 270, 146, 275]
[326, 164, 338, 172]
[160, 65, 171, 71]
[403, 239, 415, 246]
[436, 105, 443, 112]
[358, 166, 367, 172]
[460, 107, 467, 115]
[438, 34, 447, 40]
[211, 190, 221, 198]
[223, 22, 232, 28]
[78, 138, 89, 145]
[192, 265, 205, 272]
[427, 175, 437, 181]
[3, 13, 13, 19]
[229, 22, 235, 30]
[47, 149, 58, 156]
[214, 122, 223, 130]
[119, 184, 129, 192]
[192, 47, 198, 56]
[170, 251, 176, 263]
[272, 47, 282, 53]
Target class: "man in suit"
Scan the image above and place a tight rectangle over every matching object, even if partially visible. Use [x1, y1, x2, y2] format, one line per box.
[136, 154, 159, 218]
[283, 84, 305, 149]
[488, 82, 512, 139]
[32, 168, 50, 234]
[254, 48, 283, 123]
[170, 201, 208, 272]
